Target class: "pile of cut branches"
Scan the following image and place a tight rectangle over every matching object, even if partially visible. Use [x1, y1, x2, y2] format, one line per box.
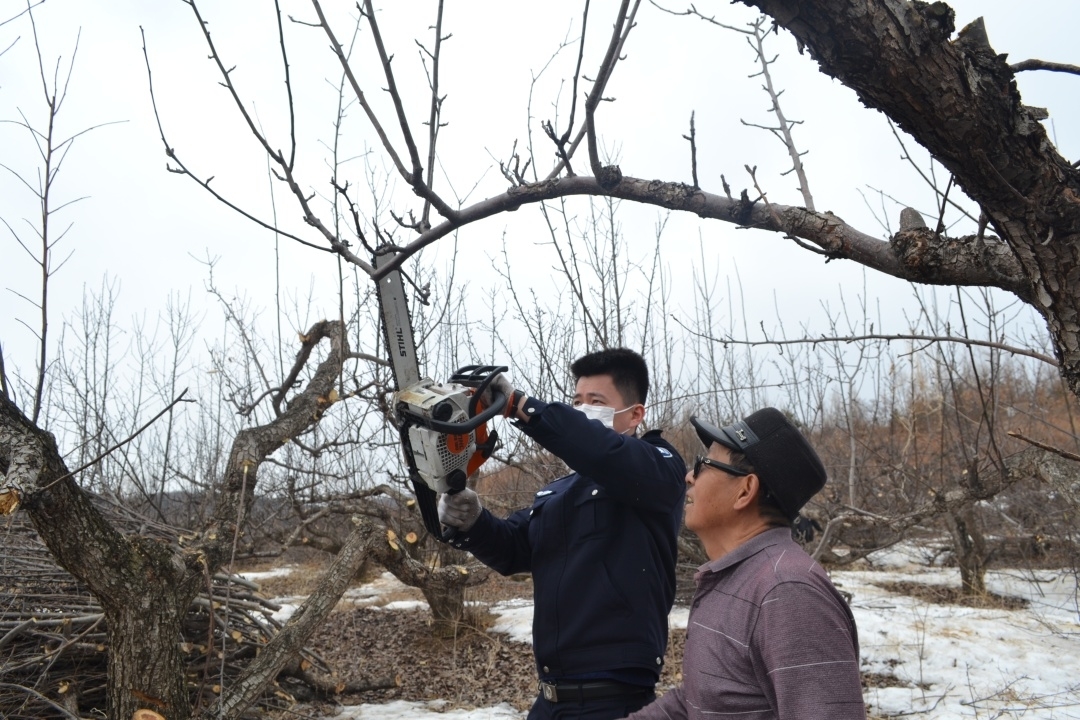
[0, 495, 332, 719]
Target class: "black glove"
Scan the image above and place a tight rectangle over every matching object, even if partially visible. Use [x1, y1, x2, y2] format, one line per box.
[438, 488, 483, 531]
[479, 373, 515, 415]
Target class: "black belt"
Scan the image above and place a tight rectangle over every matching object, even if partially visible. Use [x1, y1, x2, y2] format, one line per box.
[538, 680, 652, 703]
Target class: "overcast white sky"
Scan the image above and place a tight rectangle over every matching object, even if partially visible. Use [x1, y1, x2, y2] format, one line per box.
[2, 0, 1078, 395]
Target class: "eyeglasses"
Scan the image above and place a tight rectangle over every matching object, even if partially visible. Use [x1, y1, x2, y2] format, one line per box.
[693, 455, 750, 479]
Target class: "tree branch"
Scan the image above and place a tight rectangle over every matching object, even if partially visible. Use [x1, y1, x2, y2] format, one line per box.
[675, 320, 1057, 365]
[1009, 58, 1080, 76]
[369, 174, 1028, 297]
[210, 516, 381, 719]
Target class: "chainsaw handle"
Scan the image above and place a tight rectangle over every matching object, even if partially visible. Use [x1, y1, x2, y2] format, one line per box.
[456, 364, 509, 418]
[424, 389, 507, 434]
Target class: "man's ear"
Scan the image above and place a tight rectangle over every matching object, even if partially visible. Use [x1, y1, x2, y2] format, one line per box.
[629, 403, 646, 428]
[732, 473, 760, 511]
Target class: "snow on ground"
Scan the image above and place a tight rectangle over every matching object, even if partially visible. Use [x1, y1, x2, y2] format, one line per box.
[237, 567, 294, 582]
[843, 547, 1080, 719]
[238, 569, 430, 623]
[326, 700, 523, 719]
[488, 598, 535, 644]
[254, 549, 1080, 719]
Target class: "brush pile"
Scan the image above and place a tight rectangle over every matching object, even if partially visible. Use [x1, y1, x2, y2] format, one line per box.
[0, 496, 333, 719]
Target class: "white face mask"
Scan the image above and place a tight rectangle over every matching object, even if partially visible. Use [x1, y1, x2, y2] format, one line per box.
[575, 403, 634, 429]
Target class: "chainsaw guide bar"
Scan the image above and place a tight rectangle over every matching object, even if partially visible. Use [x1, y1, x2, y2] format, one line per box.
[374, 248, 507, 542]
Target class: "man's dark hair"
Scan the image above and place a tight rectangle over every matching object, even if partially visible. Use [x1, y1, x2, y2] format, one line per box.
[571, 347, 649, 406]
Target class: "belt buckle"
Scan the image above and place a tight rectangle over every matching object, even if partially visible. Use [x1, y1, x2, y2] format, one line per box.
[539, 681, 559, 702]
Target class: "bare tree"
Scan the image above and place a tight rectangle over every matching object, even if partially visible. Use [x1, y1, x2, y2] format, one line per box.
[6, 0, 1080, 715]
[131, 0, 1080, 413]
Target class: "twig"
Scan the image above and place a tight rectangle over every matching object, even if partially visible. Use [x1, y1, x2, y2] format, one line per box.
[745, 16, 814, 210]
[38, 390, 194, 492]
[542, 0, 591, 176]
[683, 111, 699, 188]
[1010, 58, 1080, 76]
[887, 121, 978, 223]
[272, 0, 297, 172]
[935, 175, 954, 234]
[1006, 430, 1080, 463]
[418, 0, 448, 230]
[0, 0, 45, 30]
[672, 319, 1059, 366]
[584, 0, 640, 178]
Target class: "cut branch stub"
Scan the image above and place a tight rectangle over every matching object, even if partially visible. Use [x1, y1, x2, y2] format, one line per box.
[0, 489, 19, 515]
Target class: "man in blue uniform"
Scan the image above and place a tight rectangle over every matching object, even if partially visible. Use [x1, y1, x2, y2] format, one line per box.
[438, 348, 686, 720]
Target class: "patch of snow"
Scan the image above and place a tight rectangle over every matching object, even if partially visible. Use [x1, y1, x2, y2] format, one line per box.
[839, 565, 1080, 719]
[271, 602, 300, 623]
[371, 600, 429, 612]
[668, 606, 690, 630]
[238, 567, 294, 582]
[328, 700, 523, 719]
[488, 598, 533, 644]
[340, 572, 424, 608]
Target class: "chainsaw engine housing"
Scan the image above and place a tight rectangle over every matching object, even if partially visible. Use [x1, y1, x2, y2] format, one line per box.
[396, 379, 476, 494]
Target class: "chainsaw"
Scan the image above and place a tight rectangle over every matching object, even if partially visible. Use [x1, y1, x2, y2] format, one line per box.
[375, 249, 508, 541]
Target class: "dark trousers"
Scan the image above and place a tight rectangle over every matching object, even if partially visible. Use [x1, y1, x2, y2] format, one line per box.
[526, 690, 656, 720]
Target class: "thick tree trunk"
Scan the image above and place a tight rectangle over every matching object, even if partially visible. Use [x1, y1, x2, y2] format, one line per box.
[1, 395, 202, 719]
[945, 504, 988, 596]
[421, 579, 467, 630]
[106, 598, 191, 719]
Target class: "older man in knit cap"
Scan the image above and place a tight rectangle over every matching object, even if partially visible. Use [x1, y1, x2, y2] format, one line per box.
[628, 408, 866, 720]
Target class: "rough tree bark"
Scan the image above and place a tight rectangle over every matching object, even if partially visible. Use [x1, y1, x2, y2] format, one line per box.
[0, 320, 350, 720]
[945, 504, 988, 595]
[295, 502, 493, 634]
[372, 539, 491, 633]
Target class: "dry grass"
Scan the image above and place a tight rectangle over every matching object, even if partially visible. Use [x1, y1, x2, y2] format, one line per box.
[232, 559, 322, 598]
[873, 580, 1029, 610]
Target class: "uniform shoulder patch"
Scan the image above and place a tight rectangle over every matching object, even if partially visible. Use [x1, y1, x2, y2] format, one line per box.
[657, 447, 673, 458]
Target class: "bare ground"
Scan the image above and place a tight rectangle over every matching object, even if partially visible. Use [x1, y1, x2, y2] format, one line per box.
[259, 563, 969, 718]
[260, 570, 687, 717]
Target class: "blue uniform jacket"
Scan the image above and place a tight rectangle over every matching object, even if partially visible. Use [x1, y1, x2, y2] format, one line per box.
[451, 397, 687, 681]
